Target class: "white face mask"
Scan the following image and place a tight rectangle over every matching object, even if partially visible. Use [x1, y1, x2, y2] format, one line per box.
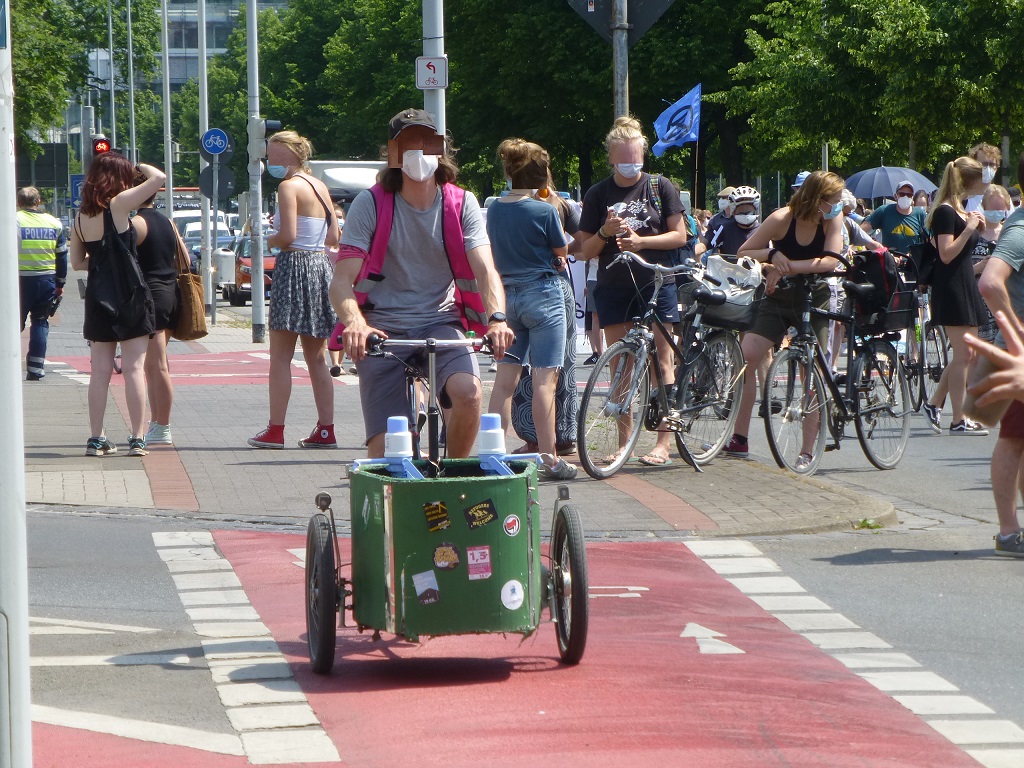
[734, 213, 758, 226]
[402, 149, 439, 182]
[982, 166, 996, 184]
[718, 199, 730, 212]
[896, 195, 913, 211]
[615, 162, 643, 179]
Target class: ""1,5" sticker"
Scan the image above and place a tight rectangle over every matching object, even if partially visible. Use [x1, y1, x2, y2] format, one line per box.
[466, 545, 491, 581]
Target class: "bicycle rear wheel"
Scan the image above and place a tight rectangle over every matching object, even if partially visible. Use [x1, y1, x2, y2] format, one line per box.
[675, 330, 744, 465]
[764, 346, 828, 475]
[577, 340, 651, 479]
[904, 324, 924, 412]
[921, 323, 948, 406]
[854, 339, 911, 469]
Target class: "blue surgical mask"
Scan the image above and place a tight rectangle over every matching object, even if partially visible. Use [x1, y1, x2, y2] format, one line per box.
[984, 209, 1007, 223]
[267, 164, 288, 179]
[823, 201, 843, 220]
[615, 162, 643, 179]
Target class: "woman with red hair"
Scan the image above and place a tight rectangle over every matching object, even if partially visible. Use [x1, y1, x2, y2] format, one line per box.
[69, 153, 166, 457]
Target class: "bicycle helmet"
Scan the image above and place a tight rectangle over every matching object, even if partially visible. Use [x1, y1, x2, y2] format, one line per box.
[729, 185, 761, 210]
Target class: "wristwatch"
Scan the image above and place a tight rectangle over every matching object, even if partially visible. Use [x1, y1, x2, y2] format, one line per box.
[488, 312, 507, 324]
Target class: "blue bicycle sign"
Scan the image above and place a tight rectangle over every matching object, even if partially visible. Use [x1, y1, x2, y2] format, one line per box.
[201, 128, 229, 155]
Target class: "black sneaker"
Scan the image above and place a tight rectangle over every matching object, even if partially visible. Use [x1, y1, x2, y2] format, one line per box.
[583, 353, 600, 365]
[127, 436, 148, 456]
[85, 436, 117, 456]
[723, 436, 748, 458]
[922, 402, 942, 433]
[995, 530, 1024, 558]
[949, 419, 988, 436]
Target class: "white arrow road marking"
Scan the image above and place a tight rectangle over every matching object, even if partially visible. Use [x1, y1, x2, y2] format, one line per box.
[680, 623, 745, 654]
[288, 547, 306, 568]
[589, 586, 649, 598]
[32, 705, 244, 756]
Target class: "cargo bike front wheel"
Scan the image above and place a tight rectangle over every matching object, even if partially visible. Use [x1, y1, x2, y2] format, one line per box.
[306, 494, 342, 675]
[550, 496, 589, 665]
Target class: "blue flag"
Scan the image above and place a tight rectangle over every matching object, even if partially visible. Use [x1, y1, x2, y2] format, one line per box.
[652, 84, 701, 157]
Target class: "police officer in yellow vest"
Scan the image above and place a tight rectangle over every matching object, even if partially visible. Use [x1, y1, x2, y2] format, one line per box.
[17, 186, 68, 380]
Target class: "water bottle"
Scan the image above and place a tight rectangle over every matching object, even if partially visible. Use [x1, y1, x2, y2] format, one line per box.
[377, 416, 423, 479]
[476, 413, 514, 476]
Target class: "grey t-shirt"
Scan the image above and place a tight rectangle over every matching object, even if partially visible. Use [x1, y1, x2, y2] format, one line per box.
[988, 207, 1024, 348]
[342, 185, 489, 332]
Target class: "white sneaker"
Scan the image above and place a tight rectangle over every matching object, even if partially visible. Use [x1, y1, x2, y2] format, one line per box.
[488, 358, 498, 373]
[145, 422, 173, 445]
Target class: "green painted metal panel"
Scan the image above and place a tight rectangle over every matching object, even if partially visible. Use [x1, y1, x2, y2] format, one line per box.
[349, 460, 541, 641]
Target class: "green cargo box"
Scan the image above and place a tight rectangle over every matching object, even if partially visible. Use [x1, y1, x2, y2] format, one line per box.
[349, 459, 542, 642]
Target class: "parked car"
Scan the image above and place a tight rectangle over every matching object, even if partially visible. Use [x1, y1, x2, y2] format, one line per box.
[187, 233, 236, 276]
[223, 235, 278, 307]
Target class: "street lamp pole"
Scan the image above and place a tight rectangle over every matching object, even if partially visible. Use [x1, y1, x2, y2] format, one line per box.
[126, 0, 137, 163]
[160, 0, 174, 214]
[197, 0, 212, 314]
[107, 0, 117, 148]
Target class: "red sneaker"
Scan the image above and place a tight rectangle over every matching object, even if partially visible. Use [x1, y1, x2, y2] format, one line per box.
[298, 422, 337, 449]
[248, 424, 285, 449]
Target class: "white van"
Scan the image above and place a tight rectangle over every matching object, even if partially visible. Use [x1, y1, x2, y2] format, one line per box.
[308, 160, 385, 211]
[172, 209, 228, 234]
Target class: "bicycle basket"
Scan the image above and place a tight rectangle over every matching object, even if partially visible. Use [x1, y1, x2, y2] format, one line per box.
[678, 255, 765, 331]
[855, 289, 918, 335]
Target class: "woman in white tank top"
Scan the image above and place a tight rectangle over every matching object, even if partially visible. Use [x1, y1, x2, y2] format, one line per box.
[248, 130, 341, 449]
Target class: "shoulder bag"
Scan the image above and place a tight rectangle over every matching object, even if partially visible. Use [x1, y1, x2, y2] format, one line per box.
[172, 230, 208, 341]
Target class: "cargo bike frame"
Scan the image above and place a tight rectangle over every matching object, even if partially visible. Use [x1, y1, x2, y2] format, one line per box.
[304, 335, 589, 675]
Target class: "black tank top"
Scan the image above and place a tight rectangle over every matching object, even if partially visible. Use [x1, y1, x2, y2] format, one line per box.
[135, 208, 178, 282]
[776, 216, 825, 261]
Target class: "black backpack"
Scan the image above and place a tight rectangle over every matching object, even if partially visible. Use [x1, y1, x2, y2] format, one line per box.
[847, 248, 905, 317]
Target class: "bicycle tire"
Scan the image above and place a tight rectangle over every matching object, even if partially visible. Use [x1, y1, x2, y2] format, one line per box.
[853, 339, 911, 470]
[674, 330, 744, 465]
[921, 323, 948, 407]
[577, 340, 651, 479]
[904, 323, 924, 412]
[551, 503, 589, 665]
[305, 512, 337, 674]
[764, 346, 828, 475]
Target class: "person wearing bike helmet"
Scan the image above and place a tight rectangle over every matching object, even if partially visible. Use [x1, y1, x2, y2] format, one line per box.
[699, 185, 761, 257]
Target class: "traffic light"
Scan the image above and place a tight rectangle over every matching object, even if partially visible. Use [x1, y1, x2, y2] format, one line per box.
[92, 135, 112, 156]
[247, 117, 283, 161]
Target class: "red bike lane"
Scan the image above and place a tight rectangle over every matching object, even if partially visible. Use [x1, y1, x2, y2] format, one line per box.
[203, 531, 979, 768]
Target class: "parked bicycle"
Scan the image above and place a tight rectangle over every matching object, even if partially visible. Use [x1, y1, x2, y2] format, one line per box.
[889, 250, 948, 413]
[763, 272, 913, 474]
[576, 252, 755, 479]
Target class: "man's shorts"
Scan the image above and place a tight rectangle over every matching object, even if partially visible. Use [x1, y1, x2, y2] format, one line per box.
[1000, 400, 1024, 440]
[748, 282, 831, 350]
[356, 322, 480, 443]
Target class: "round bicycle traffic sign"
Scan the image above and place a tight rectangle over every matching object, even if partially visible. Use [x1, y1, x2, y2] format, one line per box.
[201, 128, 229, 156]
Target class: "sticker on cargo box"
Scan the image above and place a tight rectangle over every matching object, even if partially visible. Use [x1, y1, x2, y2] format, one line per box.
[503, 514, 521, 537]
[412, 570, 440, 605]
[423, 500, 451, 533]
[501, 579, 524, 610]
[463, 498, 497, 529]
[467, 545, 491, 580]
[433, 543, 460, 571]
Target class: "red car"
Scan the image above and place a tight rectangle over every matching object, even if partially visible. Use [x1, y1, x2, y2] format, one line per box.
[222, 236, 277, 306]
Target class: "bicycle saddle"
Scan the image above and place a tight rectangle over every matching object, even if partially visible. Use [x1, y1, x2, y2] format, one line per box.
[691, 284, 728, 306]
[842, 281, 876, 301]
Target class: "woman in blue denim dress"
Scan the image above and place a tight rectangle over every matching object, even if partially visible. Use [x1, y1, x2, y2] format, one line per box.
[486, 138, 577, 479]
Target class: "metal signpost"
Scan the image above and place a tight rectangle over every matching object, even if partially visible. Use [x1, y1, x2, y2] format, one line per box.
[200, 128, 232, 325]
[0, 0, 32, 764]
[566, 0, 676, 116]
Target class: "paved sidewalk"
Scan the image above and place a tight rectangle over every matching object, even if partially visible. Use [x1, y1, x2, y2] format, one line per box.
[21, 289, 895, 538]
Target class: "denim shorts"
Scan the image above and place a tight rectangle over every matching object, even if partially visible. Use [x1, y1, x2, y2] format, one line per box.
[503, 276, 568, 369]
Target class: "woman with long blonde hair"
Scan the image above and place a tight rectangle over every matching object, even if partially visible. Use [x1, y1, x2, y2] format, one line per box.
[248, 130, 341, 449]
[920, 157, 990, 435]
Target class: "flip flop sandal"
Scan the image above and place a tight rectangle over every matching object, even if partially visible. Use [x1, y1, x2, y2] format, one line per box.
[638, 453, 673, 467]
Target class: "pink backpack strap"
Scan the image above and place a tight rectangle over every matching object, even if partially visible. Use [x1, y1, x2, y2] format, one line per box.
[330, 185, 394, 350]
[441, 184, 488, 336]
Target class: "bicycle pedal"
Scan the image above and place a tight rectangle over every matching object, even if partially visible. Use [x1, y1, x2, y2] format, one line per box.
[825, 442, 840, 452]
